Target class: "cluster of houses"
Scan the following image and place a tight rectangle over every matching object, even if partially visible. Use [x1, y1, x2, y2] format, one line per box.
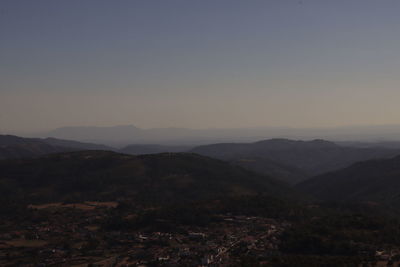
[375, 249, 400, 264]
[2, 201, 400, 266]
[112, 215, 288, 266]
[0, 203, 288, 266]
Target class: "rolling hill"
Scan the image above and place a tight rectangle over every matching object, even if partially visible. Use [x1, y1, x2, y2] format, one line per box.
[120, 144, 191, 155]
[0, 150, 294, 205]
[231, 157, 308, 185]
[39, 137, 113, 151]
[296, 155, 400, 208]
[0, 135, 71, 159]
[190, 139, 400, 184]
[0, 135, 113, 160]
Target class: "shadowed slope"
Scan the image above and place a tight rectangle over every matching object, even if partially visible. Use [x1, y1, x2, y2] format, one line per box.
[0, 135, 113, 160]
[191, 139, 400, 184]
[0, 151, 294, 205]
[297, 155, 400, 208]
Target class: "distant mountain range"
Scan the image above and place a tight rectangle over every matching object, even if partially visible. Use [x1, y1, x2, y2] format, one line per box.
[0, 150, 293, 205]
[29, 124, 400, 146]
[297, 155, 400, 209]
[37, 125, 217, 146]
[190, 139, 400, 184]
[5, 133, 400, 211]
[3, 134, 400, 186]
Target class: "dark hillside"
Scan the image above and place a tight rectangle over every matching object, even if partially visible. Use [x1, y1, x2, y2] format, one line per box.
[120, 144, 190, 155]
[0, 151, 293, 205]
[191, 138, 400, 184]
[0, 135, 113, 160]
[297, 155, 400, 208]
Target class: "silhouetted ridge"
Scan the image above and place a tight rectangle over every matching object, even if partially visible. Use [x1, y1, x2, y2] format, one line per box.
[0, 134, 113, 160]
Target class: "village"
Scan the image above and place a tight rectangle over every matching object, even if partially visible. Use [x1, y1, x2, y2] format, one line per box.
[2, 201, 400, 266]
[0, 202, 288, 266]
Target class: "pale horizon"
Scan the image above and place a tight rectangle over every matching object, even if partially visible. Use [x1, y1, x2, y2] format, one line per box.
[2, 0, 400, 133]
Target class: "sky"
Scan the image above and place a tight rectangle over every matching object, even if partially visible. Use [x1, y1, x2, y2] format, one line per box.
[2, 0, 400, 133]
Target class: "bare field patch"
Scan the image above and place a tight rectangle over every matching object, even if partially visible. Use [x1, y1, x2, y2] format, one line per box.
[6, 239, 47, 248]
[28, 201, 118, 210]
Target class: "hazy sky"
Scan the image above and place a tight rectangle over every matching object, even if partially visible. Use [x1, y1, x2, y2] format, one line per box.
[2, 0, 400, 133]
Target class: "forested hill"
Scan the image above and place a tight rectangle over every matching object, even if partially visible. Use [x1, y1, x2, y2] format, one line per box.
[297, 155, 400, 208]
[191, 138, 400, 184]
[0, 135, 112, 160]
[0, 151, 295, 205]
